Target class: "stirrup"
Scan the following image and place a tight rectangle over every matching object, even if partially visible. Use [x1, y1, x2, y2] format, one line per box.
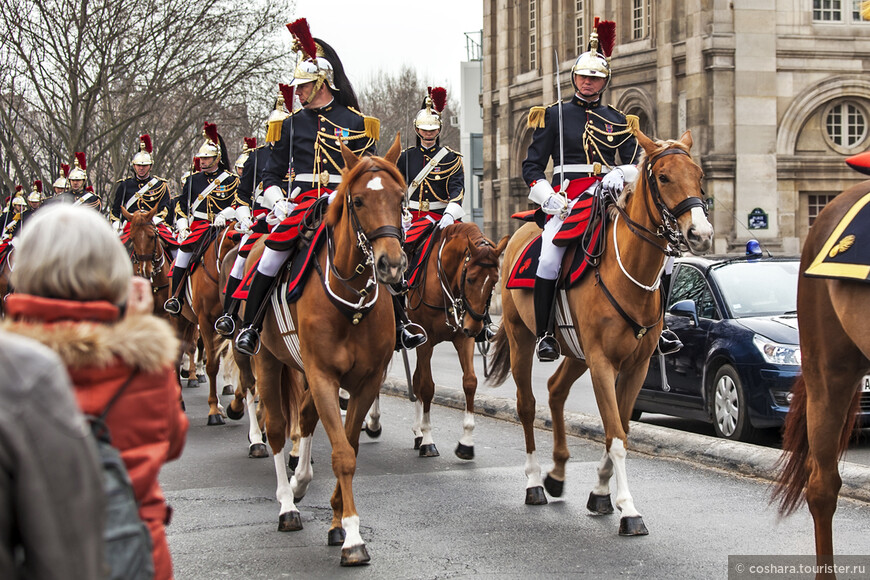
[656, 329, 683, 356]
[399, 322, 427, 350]
[214, 314, 236, 337]
[535, 333, 560, 362]
[164, 296, 182, 316]
[484, 323, 498, 342]
[235, 327, 261, 356]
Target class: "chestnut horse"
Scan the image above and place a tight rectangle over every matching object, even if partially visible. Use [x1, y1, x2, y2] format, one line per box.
[401, 222, 507, 458]
[488, 129, 712, 536]
[774, 181, 870, 576]
[249, 137, 406, 566]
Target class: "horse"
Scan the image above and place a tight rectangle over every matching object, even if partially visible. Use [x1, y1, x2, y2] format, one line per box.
[0, 247, 12, 316]
[488, 129, 713, 536]
[774, 181, 870, 577]
[398, 222, 508, 458]
[248, 136, 406, 566]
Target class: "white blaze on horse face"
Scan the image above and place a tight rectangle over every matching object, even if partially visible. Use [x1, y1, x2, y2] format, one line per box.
[690, 206, 713, 239]
[366, 176, 384, 191]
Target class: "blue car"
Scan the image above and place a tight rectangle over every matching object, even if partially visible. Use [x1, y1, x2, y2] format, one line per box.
[634, 253, 806, 442]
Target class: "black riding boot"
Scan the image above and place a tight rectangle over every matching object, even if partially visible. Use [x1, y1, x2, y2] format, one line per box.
[234, 271, 276, 356]
[214, 276, 243, 337]
[658, 327, 683, 355]
[163, 265, 188, 316]
[393, 293, 426, 350]
[533, 276, 560, 362]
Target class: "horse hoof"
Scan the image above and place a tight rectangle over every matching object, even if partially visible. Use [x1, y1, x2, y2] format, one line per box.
[340, 544, 370, 567]
[278, 511, 303, 532]
[327, 527, 346, 546]
[618, 516, 649, 536]
[222, 384, 234, 396]
[525, 486, 548, 505]
[248, 443, 268, 458]
[180, 369, 190, 380]
[418, 444, 439, 457]
[339, 396, 348, 411]
[186, 379, 200, 389]
[197, 374, 207, 384]
[206, 414, 225, 426]
[454, 443, 474, 460]
[364, 424, 382, 438]
[544, 474, 564, 498]
[288, 455, 299, 472]
[226, 405, 244, 421]
[586, 492, 614, 515]
[413, 436, 422, 450]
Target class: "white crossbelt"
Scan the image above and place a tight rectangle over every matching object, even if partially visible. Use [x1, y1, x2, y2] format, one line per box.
[407, 147, 449, 196]
[553, 163, 610, 175]
[408, 200, 447, 211]
[189, 171, 231, 216]
[72, 192, 98, 207]
[124, 177, 160, 210]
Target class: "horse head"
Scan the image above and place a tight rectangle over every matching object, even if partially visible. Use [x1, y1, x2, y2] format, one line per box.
[447, 225, 509, 337]
[634, 129, 713, 255]
[331, 134, 407, 285]
[121, 205, 161, 278]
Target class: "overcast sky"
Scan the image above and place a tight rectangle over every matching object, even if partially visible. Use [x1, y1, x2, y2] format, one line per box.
[291, 0, 483, 93]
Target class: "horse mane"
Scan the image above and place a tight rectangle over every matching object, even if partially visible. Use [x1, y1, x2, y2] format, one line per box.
[325, 155, 405, 228]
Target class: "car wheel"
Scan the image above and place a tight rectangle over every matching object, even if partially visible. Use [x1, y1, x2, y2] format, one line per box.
[710, 364, 757, 442]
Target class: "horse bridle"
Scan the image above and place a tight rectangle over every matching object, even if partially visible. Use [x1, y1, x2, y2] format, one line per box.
[433, 236, 496, 330]
[129, 225, 167, 290]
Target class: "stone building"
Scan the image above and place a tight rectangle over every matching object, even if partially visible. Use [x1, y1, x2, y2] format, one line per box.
[481, 0, 870, 254]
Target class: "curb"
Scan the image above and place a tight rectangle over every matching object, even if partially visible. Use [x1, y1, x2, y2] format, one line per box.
[381, 375, 870, 505]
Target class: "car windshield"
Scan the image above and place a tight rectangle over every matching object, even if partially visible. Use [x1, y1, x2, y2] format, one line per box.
[710, 260, 799, 318]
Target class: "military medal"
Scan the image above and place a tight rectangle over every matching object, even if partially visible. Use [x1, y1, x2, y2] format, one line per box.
[605, 123, 614, 142]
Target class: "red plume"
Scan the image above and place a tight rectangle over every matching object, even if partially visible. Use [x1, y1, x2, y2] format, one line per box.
[34, 180, 42, 193]
[244, 137, 257, 150]
[140, 134, 153, 153]
[596, 19, 616, 58]
[75, 151, 87, 170]
[286, 18, 317, 60]
[86, 186, 93, 192]
[15, 185, 22, 193]
[429, 87, 447, 113]
[61, 163, 70, 177]
[203, 122, 219, 145]
[193, 157, 201, 172]
[279, 83, 295, 108]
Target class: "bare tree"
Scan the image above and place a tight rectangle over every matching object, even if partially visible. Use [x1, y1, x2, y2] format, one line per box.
[358, 66, 460, 154]
[0, 0, 296, 204]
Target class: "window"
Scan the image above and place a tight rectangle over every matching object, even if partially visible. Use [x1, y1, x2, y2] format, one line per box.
[575, 1, 585, 55]
[529, 0, 538, 71]
[632, 0, 651, 40]
[814, 0, 843, 21]
[824, 101, 868, 149]
[808, 194, 838, 226]
[669, 265, 719, 320]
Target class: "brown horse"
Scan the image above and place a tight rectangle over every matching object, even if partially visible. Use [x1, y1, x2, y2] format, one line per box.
[0, 247, 12, 316]
[249, 136, 406, 566]
[488, 129, 712, 535]
[774, 181, 870, 577]
[174, 224, 237, 425]
[400, 222, 507, 458]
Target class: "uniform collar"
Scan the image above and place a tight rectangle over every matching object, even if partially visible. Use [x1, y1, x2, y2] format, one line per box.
[311, 98, 336, 115]
[418, 143, 440, 154]
[571, 94, 601, 109]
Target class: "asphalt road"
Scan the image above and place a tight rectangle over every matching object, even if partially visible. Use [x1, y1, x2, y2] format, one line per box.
[162, 379, 870, 579]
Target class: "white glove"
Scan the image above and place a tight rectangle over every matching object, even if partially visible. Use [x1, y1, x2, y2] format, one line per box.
[288, 187, 301, 201]
[438, 213, 455, 229]
[601, 165, 638, 195]
[541, 194, 568, 216]
[112, 220, 122, 233]
[213, 214, 227, 228]
[234, 205, 253, 233]
[175, 217, 189, 241]
[439, 201, 465, 229]
[402, 208, 413, 233]
[272, 199, 295, 221]
[176, 228, 190, 242]
[261, 185, 284, 210]
[213, 206, 235, 228]
[327, 191, 338, 205]
[151, 214, 162, 226]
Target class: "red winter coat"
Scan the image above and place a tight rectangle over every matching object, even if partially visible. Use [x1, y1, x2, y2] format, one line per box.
[3, 294, 188, 580]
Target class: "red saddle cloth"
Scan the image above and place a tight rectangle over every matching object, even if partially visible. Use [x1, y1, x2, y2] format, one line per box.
[405, 220, 440, 287]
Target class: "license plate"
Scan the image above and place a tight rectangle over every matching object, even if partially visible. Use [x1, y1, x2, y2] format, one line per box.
[863, 375, 870, 393]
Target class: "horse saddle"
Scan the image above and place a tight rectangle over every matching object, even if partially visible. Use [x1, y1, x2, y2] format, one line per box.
[406, 223, 441, 288]
[805, 190, 870, 282]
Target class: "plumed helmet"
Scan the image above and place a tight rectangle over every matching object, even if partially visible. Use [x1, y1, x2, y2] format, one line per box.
[28, 180, 43, 203]
[287, 19, 336, 98]
[131, 134, 154, 166]
[572, 18, 615, 90]
[11, 185, 25, 207]
[196, 122, 221, 160]
[68, 152, 87, 181]
[53, 164, 70, 190]
[414, 87, 447, 132]
[235, 137, 257, 169]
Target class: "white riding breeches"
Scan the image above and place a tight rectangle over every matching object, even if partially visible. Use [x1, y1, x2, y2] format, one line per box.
[230, 233, 252, 279]
[175, 248, 192, 269]
[257, 246, 293, 277]
[536, 212, 566, 280]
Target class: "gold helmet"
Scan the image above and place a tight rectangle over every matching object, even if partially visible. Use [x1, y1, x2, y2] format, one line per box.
[68, 152, 87, 181]
[196, 122, 221, 159]
[28, 180, 43, 203]
[235, 137, 257, 170]
[572, 18, 615, 91]
[11, 185, 25, 207]
[131, 134, 154, 166]
[53, 164, 70, 190]
[414, 87, 447, 132]
[286, 18, 337, 103]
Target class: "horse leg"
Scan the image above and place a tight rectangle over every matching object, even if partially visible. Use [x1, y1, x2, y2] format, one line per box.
[363, 396, 382, 438]
[200, 326, 225, 425]
[544, 357, 588, 497]
[290, 387, 317, 504]
[453, 335, 478, 460]
[413, 341, 439, 457]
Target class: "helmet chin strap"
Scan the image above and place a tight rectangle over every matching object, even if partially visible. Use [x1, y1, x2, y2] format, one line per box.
[304, 77, 326, 105]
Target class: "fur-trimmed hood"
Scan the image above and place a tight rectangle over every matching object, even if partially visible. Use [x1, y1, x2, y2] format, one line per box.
[3, 297, 178, 372]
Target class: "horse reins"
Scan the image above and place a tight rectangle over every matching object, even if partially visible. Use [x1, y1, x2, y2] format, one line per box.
[428, 235, 496, 330]
[129, 224, 168, 292]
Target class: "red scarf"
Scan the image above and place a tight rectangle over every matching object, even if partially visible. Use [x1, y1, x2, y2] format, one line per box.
[6, 294, 121, 323]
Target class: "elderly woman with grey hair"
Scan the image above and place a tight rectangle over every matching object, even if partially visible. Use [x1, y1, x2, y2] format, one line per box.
[2, 205, 188, 580]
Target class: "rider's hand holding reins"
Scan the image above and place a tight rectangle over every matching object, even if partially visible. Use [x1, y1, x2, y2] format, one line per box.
[529, 179, 567, 217]
[438, 202, 466, 229]
[601, 165, 639, 195]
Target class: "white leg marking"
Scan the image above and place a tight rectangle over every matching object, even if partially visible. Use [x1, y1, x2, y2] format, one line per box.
[412, 399, 423, 439]
[525, 451, 544, 489]
[365, 397, 381, 433]
[273, 451, 297, 516]
[290, 435, 313, 499]
[458, 410, 475, 447]
[246, 391, 264, 445]
[341, 515, 365, 549]
[609, 439, 640, 517]
[592, 448, 613, 496]
[420, 409, 435, 446]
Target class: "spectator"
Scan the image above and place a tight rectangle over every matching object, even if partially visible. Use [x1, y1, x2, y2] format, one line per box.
[0, 331, 105, 580]
[3, 204, 189, 580]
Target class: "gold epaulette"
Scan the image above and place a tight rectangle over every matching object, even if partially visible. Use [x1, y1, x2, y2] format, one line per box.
[528, 106, 546, 129]
[364, 116, 380, 141]
[626, 115, 639, 135]
[445, 146, 462, 157]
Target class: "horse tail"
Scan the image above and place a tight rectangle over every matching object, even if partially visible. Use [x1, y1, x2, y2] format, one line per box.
[486, 323, 512, 387]
[773, 376, 861, 515]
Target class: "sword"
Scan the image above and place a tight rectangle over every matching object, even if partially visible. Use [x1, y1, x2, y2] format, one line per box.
[554, 50, 569, 213]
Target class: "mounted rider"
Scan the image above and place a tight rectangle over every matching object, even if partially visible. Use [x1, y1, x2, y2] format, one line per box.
[163, 123, 251, 315]
[58, 153, 101, 211]
[26, 180, 44, 213]
[522, 18, 681, 362]
[1, 187, 27, 242]
[51, 164, 70, 196]
[234, 18, 379, 356]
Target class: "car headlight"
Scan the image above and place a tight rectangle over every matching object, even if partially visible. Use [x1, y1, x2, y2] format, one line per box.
[753, 335, 801, 365]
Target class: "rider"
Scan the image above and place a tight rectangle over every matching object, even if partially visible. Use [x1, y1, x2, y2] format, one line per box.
[51, 164, 69, 196]
[26, 181, 44, 213]
[234, 21, 379, 356]
[163, 123, 251, 315]
[1, 187, 27, 241]
[110, 134, 176, 247]
[522, 18, 682, 362]
[64, 153, 102, 211]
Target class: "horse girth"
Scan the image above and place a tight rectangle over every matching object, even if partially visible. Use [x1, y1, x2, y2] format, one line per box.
[593, 268, 663, 340]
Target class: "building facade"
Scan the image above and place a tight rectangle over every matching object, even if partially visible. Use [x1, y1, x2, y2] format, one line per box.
[482, 0, 870, 254]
